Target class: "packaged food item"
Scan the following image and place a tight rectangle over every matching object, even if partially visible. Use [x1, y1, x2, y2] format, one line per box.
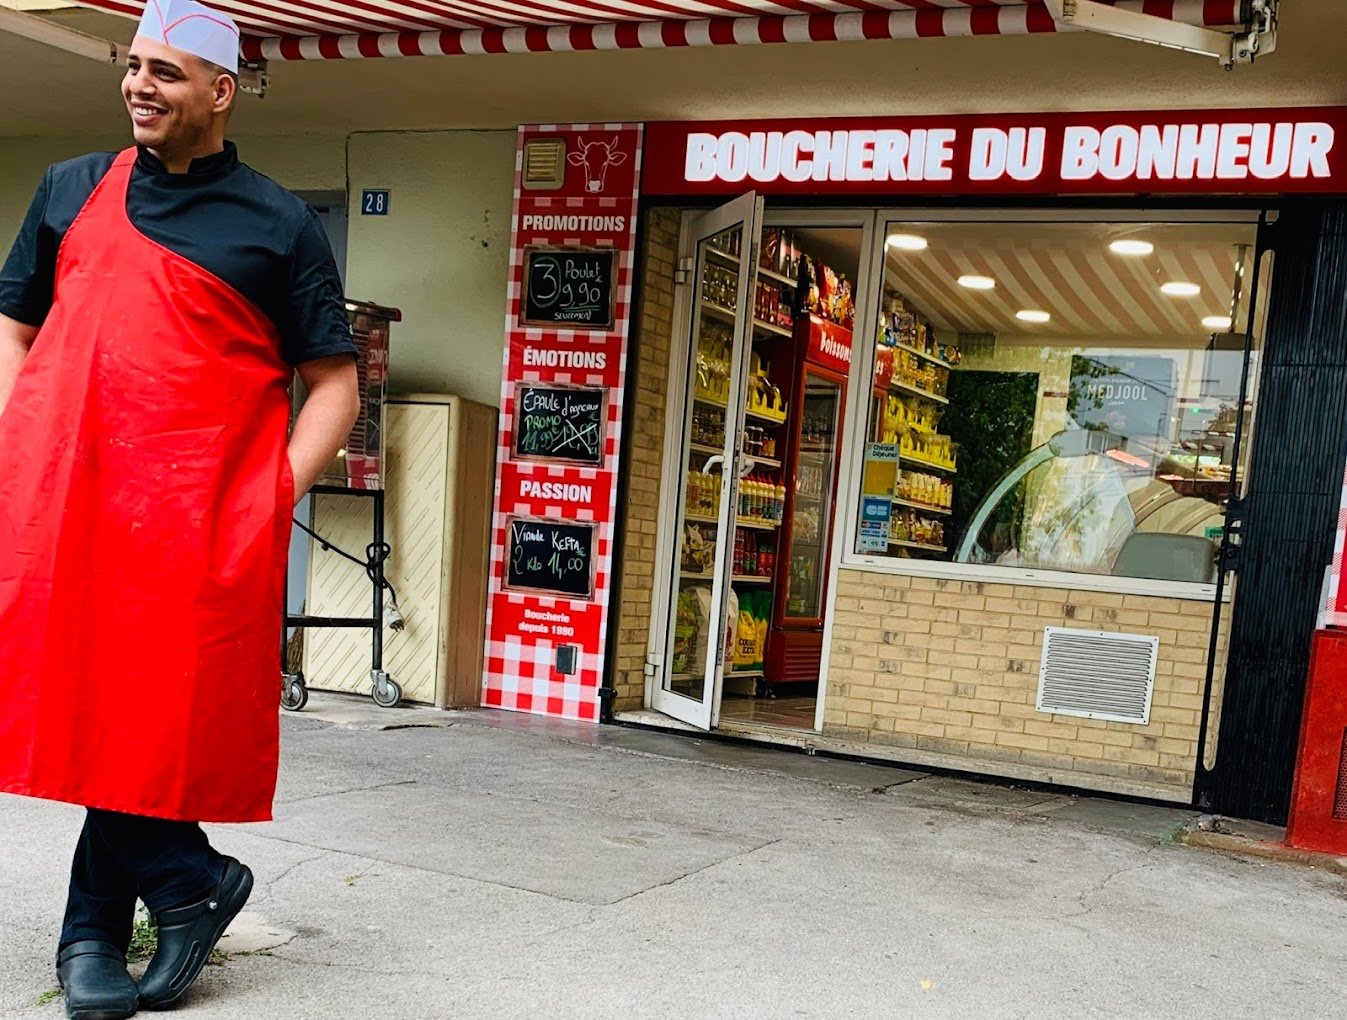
[754, 600, 770, 669]
[734, 606, 758, 669]
[671, 589, 700, 674]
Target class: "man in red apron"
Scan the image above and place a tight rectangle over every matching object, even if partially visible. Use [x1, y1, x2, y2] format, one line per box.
[0, 2, 361, 1016]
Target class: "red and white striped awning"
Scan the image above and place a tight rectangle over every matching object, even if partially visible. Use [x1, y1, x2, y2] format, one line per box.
[70, 1, 1245, 62]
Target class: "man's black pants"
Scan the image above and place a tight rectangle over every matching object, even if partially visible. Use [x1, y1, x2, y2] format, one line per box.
[61, 809, 222, 952]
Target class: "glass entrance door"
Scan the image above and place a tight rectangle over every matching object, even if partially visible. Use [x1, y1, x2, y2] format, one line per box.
[652, 193, 764, 730]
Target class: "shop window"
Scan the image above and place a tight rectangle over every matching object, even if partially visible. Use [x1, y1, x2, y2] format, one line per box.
[854, 218, 1263, 587]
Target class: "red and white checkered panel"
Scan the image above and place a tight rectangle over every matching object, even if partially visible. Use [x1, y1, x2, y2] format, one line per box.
[1321, 468, 1347, 628]
[481, 124, 643, 722]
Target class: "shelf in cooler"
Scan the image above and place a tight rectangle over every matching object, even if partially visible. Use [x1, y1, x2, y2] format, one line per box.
[757, 265, 797, 287]
[678, 570, 773, 585]
[691, 442, 784, 471]
[685, 513, 780, 531]
[890, 540, 948, 554]
[700, 301, 737, 324]
[753, 319, 794, 338]
[798, 444, 834, 455]
[893, 498, 952, 516]
[889, 380, 949, 405]
[729, 669, 765, 678]
[694, 394, 729, 410]
[737, 517, 780, 531]
[901, 453, 957, 475]
[706, 246, 740, 266]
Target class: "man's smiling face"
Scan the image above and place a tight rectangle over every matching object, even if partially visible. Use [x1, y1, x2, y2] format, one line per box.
[123, 34, 231, 164]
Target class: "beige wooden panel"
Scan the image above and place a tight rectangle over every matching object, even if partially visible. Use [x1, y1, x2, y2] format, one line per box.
[303, 402, 450, 704]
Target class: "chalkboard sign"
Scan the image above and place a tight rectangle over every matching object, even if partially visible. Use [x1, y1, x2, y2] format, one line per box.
[513, 383, 607, 466]
[505, 516, 597, 600]
[521, 246, 618, 330]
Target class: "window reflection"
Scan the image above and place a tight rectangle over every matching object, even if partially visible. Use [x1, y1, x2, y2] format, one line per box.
[858, 219, 1263, 585]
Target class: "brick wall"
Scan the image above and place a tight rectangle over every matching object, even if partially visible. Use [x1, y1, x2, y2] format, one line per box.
[612, 208, 681, 712]
[825, 569, 1229, 801]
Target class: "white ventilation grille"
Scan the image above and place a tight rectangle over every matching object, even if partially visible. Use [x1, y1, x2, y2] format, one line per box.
[1036, 627, 1159, 725]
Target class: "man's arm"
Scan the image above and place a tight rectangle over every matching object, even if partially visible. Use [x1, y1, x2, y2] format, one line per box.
[288, 354, 361, 504]
[0, 312, 38, 417]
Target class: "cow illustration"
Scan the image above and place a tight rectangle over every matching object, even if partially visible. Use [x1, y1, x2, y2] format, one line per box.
[568, 136, 628, 193]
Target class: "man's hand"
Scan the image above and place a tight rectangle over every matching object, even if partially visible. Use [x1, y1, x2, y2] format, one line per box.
[288, 354, 361, 504]
[0, 312, 39, 417]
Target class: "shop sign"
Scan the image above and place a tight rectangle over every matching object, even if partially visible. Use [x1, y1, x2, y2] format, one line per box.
[520, 246, 619, 330]
[862, 443, 900, 499]
[859, 495, 892, 553]
[642, 107, 1347, 197]
[511, 383, 608, 466]
[805, 315, 853, 374]
[482, 124, 643, 724]
[1068, 355, 1176, 451]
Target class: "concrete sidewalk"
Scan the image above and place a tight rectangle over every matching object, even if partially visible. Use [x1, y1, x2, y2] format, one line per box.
[2, 694, 1344, 1019]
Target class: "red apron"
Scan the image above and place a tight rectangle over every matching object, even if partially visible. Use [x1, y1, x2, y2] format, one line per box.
[0, 148, 293, 823]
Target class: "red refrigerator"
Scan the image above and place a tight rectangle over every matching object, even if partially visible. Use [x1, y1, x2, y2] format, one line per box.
[765, 314, 851, 689]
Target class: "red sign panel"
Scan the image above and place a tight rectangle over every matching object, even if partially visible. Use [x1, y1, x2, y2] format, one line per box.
[481, 124, 643, 724]
[643, 107, 1347, 198]
[804, 315, 853, 375]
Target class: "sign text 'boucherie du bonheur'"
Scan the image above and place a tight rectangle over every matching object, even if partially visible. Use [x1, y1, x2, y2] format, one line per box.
[641, 108, 1347, 196]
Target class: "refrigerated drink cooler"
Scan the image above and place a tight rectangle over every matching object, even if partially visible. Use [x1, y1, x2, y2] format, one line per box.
[763, 314, 850, 693]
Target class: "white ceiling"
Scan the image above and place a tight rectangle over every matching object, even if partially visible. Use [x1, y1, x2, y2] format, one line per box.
[0, 3, 1344, 138]
[883, 219, 1260, 346]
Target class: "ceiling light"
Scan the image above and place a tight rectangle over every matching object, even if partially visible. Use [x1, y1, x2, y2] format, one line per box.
[1110, 239, 1154, 256]
[886, 233, 928, 252]
[1161, 282, 1201, 297]
[958, 275, 996, 290]
[1202, 315, 1234, 330]
[1016, 310, 1051, 324]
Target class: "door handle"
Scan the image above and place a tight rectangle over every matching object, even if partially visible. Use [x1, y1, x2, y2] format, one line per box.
[703, 455, 724, 473]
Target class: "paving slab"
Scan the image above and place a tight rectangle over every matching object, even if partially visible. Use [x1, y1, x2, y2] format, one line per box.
[1031, 796, 1199, 838]
[261, 781, 770, 905]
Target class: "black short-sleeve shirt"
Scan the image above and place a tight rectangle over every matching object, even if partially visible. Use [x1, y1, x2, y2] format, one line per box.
[0, 142, 355, 367]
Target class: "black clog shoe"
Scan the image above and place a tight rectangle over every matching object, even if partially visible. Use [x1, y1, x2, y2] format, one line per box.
[56, 940, 139, 1020]
[137, 857, 253, 1011]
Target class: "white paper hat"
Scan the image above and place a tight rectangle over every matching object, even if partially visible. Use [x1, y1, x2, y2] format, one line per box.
[136, 0, 240, 74]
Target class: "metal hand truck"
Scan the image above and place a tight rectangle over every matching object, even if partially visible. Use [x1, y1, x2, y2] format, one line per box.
[281, 484, 401, 711]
